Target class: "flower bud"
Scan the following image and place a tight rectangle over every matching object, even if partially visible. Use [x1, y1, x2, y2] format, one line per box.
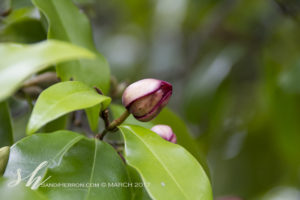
[122, 79, 172, 122]
[151, 125, 177, 143]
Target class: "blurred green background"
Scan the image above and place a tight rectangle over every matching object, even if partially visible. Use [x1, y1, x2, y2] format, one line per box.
[1, 0, 300, 199]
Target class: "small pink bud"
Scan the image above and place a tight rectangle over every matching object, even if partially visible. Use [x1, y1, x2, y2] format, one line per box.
[151, 125, 177, 143]
[122, 79, 172, 122]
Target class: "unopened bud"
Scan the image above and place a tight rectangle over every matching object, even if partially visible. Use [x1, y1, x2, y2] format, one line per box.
[151, 125, 177, 143]
[122, 79, 172, 122]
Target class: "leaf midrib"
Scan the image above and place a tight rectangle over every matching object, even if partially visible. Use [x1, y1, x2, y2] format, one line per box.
[84, 139, 98, 200]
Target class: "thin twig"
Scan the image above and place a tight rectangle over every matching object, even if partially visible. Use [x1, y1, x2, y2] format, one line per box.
[23, 72, 59, 88]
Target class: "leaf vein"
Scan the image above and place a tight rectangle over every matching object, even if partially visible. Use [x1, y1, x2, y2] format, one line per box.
[84, 139, 98, 200]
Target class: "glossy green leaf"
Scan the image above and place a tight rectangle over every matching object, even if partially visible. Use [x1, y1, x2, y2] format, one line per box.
[152, 108, 210, 176]
[109, 104, 209, 174]
[32, 0, 110, 94]
[27, 81, 111, 134]
[0, 101, 13, 147]
[39, 138, 132, 200]
[4, 131, 84, 180]
[4, 130, 132, 199]
[0, 146, 10, 175]
[127, 166, 152, 200]
[85, 104, 101, 132]
[0, 40, 95, 102]
[0, 178, 48, 200]
[119, 125, 213, 200]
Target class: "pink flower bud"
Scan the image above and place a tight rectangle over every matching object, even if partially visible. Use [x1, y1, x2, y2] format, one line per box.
[122, 79, 172, 122]
[151, 125, 177, 143]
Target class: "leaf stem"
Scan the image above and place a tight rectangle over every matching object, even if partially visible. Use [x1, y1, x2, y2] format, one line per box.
[96, 110, 130, 140]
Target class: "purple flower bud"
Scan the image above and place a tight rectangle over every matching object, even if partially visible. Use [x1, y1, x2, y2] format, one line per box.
[151, 125, 177, 143]
[122, 79, 172, 122]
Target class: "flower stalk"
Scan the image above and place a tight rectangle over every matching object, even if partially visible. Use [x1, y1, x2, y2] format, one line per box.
[96, 109, 130, 140]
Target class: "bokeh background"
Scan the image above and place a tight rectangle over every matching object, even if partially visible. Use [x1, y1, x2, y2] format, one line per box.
[1, 0, 300, 199]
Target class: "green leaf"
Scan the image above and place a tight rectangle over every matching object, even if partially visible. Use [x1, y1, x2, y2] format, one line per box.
[152, 108, 210, 177]
[39, 138, 132, 200]
[0, 178, 48, 200]
[119, 125, 213, 200]
[109, 104, 209, 174]
[1, 7, 39, 25]
[127, 166, 152, 200]
[43, 115, 68, 133]
[32, 0, 111, 131]
[4, 131, 84, 180]
[85, 104, 101, 132]
[0, 146, 10, 176]
[0, 101, 13, 147]
[0, 40, 95, 102]
[32, 0, 110, 94]
[27, 81, 111, 134]
[4, 130, 132, 199]
[0, 7, 46, 43]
